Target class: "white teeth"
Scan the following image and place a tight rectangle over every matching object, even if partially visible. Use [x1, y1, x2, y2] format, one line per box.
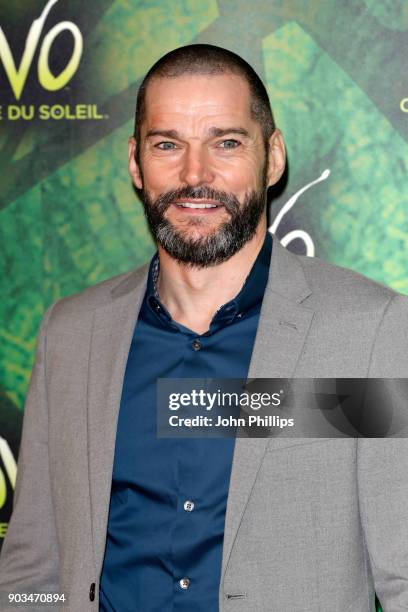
[177, 202, 218, 209]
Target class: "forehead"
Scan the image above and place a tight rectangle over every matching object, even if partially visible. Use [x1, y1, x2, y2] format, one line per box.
[142, 73, 256, 133]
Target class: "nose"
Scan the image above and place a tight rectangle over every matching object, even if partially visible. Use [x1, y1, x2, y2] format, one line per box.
[178, 144, 215, 187]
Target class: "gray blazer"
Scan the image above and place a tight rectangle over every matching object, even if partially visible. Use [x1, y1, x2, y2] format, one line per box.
[1, 238, 408, 612]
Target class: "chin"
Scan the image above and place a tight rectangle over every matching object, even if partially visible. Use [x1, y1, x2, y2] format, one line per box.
[183, 222, 222, 236]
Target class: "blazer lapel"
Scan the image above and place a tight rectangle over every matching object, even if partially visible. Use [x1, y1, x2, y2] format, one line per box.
[87, 264, 149, 573]
[221, 238, 315, 580]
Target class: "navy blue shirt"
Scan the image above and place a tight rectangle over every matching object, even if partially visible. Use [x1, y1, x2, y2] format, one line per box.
[99, 232, 272, 611]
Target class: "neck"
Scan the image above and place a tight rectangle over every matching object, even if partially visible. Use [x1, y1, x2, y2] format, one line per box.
[156, 219, 267, 335]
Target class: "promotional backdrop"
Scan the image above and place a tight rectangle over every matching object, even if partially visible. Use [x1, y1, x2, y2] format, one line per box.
[1, 3, 407, 608]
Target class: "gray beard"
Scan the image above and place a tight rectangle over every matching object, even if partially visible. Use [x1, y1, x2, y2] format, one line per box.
[141, 182, 267, 268]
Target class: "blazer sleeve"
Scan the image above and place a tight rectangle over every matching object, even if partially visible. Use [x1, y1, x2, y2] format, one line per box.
[357, 293, 408, 611]
[0, 302, 60, 607]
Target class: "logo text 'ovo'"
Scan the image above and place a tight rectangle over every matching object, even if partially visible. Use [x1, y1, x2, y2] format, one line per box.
[0, 0, 83, 101]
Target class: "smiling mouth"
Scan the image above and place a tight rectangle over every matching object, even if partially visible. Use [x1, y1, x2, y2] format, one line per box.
[173, 200, 222, 209]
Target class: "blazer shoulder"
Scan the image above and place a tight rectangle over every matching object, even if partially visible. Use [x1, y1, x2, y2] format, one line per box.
[47, 262, 150, 331]
[295, 251, 406, 313]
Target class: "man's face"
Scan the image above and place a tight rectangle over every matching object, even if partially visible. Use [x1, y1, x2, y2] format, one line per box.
[129, 72, 285, 266]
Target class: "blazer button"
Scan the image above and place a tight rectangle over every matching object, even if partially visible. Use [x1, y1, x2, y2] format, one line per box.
[89, 582, 96, 601]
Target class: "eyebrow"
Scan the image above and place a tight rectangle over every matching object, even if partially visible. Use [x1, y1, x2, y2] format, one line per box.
[145, 127, 250, 140]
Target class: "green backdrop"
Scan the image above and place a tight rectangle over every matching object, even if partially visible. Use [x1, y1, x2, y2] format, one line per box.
[1, 3, 407, 608]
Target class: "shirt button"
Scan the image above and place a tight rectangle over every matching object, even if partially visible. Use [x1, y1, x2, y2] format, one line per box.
[184, 500, 195, 512]
[192, 339, 202, 351]
[179, 577, 190, 590]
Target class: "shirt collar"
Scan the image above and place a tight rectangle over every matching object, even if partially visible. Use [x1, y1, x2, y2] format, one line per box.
[146, 231, 272, 327]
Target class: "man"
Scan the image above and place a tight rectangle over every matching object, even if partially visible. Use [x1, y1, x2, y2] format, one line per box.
[1, 44, 408, 612]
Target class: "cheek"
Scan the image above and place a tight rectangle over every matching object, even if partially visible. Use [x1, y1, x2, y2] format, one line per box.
[141, 158, 179, 193]
[217, 161, 261, 193]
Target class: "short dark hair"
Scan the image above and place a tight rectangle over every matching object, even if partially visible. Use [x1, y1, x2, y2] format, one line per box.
[133, 44, 275, 154]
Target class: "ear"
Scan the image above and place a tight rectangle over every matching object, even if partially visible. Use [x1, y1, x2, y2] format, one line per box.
[266, 128, 286, 188]
[128, 136, 143, 189]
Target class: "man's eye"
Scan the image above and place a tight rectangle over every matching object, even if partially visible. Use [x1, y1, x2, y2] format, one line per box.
[156, 142, 177, 150]
[219, 139, 240, 149]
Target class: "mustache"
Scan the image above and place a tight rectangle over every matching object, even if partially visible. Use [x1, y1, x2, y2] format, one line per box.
[152, 186, 240, 215]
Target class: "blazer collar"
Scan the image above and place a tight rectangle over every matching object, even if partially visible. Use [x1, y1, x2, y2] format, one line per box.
[267, 237, 312, 304]
[108, 235, 313, 306]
